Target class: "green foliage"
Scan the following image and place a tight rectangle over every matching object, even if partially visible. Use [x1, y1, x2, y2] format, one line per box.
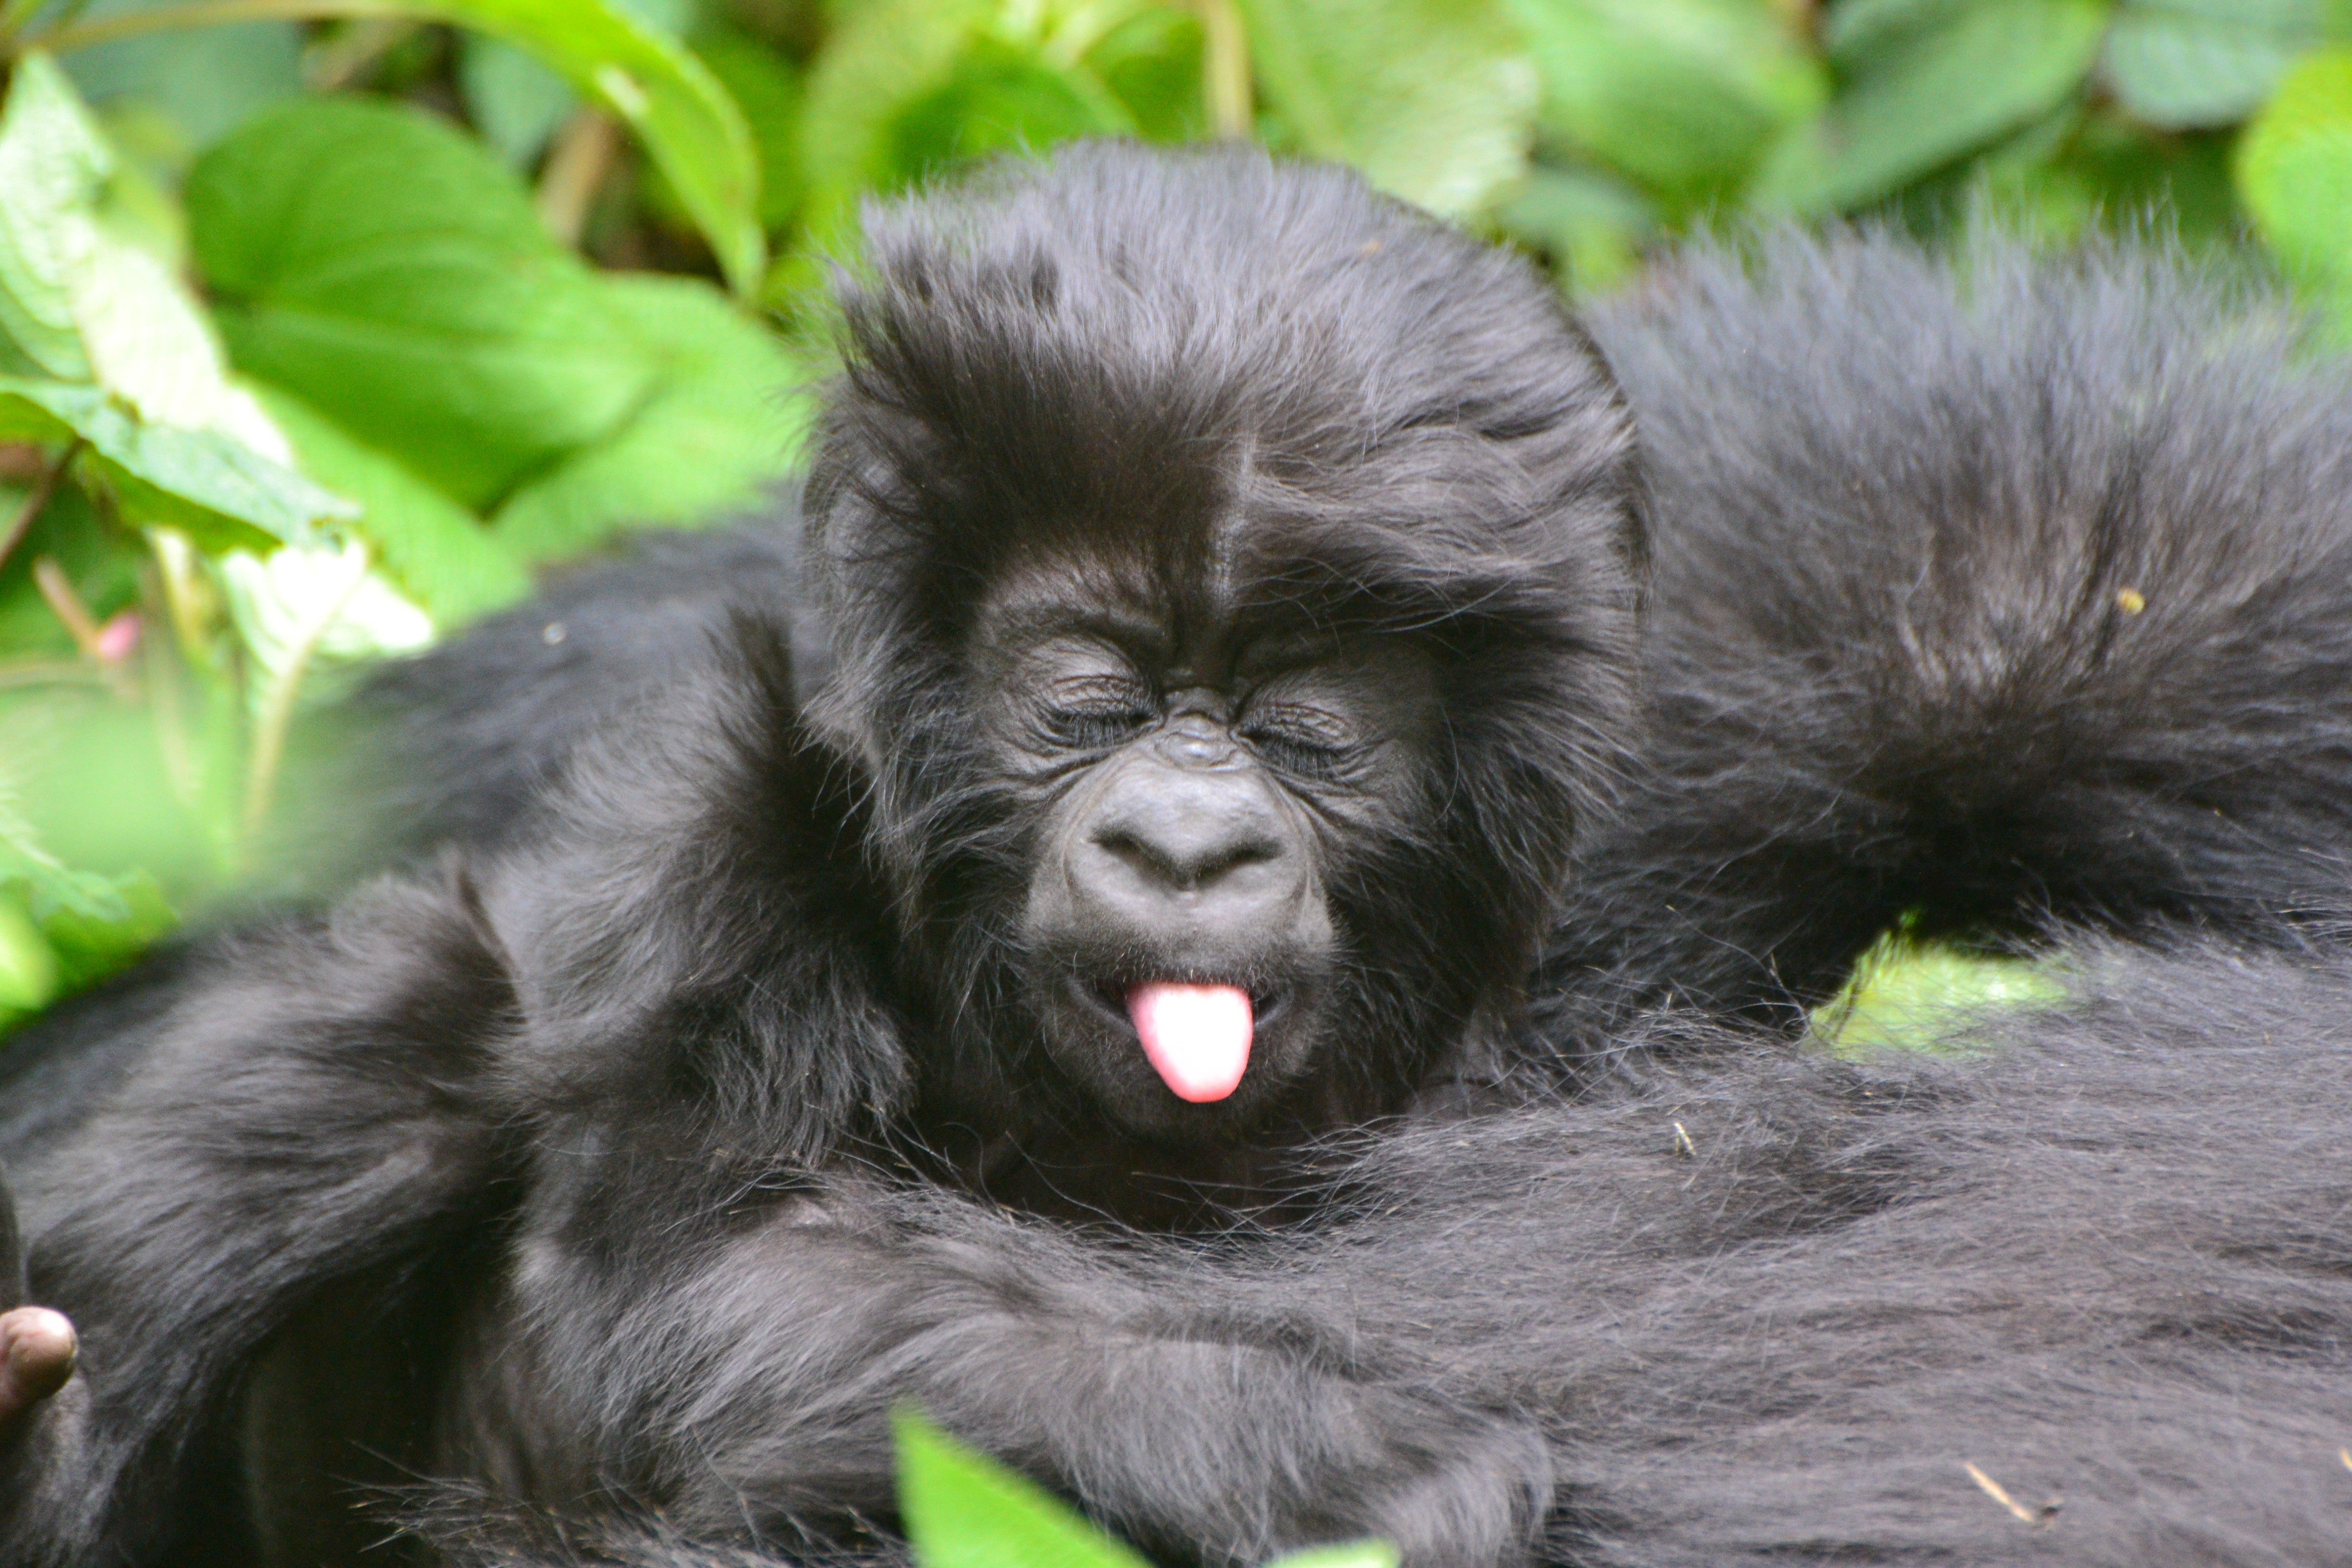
[1, 0, 2351, 1020]
[188, 97, 656, 509]
[1243, 0, 1535, 216]
[894, 1409, 1398, 1568]
[1810, 916, 2067, 1056]
[2238, 45, 2352, 313]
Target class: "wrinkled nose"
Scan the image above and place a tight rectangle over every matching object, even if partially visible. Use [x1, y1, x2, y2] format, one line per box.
[1073, 757, 1306, 932]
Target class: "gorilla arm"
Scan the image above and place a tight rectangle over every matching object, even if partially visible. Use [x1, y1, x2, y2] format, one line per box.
[429, 1137, 1551, 1567]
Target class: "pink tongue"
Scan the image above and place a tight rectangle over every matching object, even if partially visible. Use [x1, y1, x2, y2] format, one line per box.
[1126, 983, 1253, 1102]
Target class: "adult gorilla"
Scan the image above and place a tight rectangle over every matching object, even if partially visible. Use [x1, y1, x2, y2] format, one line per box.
[7, 145, 2352, 1566]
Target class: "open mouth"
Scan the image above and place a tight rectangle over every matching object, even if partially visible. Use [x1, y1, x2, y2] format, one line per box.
[1069, 975, 1282, 1103]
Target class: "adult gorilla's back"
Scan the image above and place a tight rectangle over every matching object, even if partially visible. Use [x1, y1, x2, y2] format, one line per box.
[1538, 236, 2352, 1055]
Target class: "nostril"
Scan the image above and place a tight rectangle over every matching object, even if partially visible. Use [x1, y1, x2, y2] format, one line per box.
[1090, 820, 1286, 892]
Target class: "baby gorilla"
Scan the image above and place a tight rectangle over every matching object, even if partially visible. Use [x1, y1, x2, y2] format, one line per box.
[0, 143, 1640, 1565]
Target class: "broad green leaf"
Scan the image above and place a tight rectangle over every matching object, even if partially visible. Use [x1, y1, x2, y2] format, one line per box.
[2103, 0, 2322, 129]
[0, 51, 110, 378]
[1761, 0, 2111, 213]
[798, 0, 988, 192]
[250, 382, 532, 626]
[189, 97, 656, 511]
[0, 55, 329, 467]
[2238, 48, 2352, 298]
[42, 1, 762, 288]
[1507, 0, 1826, 205]
[0, 377, 350, 548]
[492, 274, 807, 562]
[895, 1409, 1153, 1568]
[1241, 0, 1538, 216]
[1810, 919, 2065, 1056]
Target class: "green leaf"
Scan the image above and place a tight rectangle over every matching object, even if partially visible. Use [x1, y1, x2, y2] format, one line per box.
[216, 536, 433, 677]
[39, 866, 174, 994]
[0, 790, 137, 926]
[1240, 0, 1538, 216]
[0, 785, 177, 1020]
[0, 893, 58, 1015]
[894, 1409, 1153, 1568]
[1263, 1545, 1401, 1568]
[1761, 0, 2111, 213]
[0, 51, 110, 379]
[881, 38, 1133, 188]
[0, 53, 313, 459]
[249, 381, 531, 626]
[491, 273, 807, 562]
[1085, 4, 1209, 142]
[0, 377, 350, 548]
[189, 96, 657, 511]
[1810, 917, 2065, 1056]
[1507, 0, 1827, 205]
[2103, 0, 2322, 130]
[2238, 46, 2352, 299]
[691, 26, 805, 230]
[802, 2, 1133, 200]
[350, 0, 765, 291]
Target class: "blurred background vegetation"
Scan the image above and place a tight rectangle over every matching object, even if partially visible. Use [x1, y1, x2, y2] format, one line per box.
[6, 0, 2352, 1026]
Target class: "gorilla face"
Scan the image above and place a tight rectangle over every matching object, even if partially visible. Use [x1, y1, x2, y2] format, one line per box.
[973, 552, 1441, 1138]
[802, 144, 1646, 1167]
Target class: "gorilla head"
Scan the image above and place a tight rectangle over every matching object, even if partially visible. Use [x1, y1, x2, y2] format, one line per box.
[800, 144, 1644, 1148]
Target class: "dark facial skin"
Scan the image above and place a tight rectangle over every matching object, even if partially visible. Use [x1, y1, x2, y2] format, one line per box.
[972, 552, 1441, 1145]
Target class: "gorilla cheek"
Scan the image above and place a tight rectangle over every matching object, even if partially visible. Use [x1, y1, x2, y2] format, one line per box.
[1019, 746, 1338, 1138]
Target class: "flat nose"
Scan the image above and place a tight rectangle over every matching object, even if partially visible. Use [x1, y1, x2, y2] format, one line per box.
[1076, 764, 1304, 923]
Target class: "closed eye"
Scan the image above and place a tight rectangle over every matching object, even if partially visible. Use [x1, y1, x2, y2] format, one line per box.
[1241, 704, 1360, 778]
[1038, 677, 1157, 750]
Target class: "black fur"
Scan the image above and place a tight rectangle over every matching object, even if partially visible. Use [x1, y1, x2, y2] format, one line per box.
[6, 146, 2352, 1567]
[1538, 237, 2352, 1053]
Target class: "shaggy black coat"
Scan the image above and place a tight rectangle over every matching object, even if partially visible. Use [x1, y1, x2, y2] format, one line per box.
[6, 149, 2352, 1567]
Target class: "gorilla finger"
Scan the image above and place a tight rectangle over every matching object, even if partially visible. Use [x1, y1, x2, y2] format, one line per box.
[0, 1306, 78, 1431]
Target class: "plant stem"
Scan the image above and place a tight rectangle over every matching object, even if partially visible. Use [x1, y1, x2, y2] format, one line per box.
[29, 555, 101, 652]
[0, 438, 80, 575]
[537, 108, 620, 248]
[1195, 0, 1250, 141]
